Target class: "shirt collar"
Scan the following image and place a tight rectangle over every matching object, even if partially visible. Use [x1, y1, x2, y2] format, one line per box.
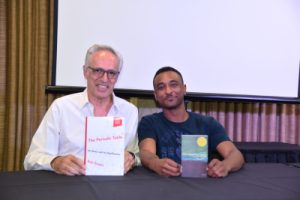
[79, 89, 122, 115]
[78, 89, 89, 109]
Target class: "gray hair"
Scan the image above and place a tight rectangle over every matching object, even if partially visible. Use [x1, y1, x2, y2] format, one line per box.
[84, 44, 123, 71]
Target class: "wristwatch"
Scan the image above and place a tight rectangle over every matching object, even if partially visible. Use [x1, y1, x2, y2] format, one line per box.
[128, 151, 136, 166]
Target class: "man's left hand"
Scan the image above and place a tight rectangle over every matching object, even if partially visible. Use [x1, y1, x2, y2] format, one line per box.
[124, 151, 135, 174]
[207, 159, 229, 178]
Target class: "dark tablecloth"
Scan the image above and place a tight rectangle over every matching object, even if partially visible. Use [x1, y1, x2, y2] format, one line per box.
[1, 163, 300, 200]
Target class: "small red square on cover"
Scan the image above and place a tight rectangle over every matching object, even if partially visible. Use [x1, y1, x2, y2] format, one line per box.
[113, 117, 123, 127]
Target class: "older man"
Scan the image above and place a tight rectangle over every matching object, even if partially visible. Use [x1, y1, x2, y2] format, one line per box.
[24, 44, 139, 175]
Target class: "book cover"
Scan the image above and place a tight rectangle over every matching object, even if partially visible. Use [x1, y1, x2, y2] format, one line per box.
[181, 135, 208, 178]
[84, 116, 125, 176]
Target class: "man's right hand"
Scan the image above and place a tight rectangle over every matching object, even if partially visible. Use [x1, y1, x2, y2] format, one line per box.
[139, 138, 181, 177]
[51, 155, 85, 176]
[150, 158, 181, 177]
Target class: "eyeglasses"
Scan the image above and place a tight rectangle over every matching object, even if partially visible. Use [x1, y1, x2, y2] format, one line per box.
[87, 66, 120, 79]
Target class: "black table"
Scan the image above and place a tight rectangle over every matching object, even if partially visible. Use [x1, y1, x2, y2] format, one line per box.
[235, 142, 300, 163]
[0, 163, 300, 200]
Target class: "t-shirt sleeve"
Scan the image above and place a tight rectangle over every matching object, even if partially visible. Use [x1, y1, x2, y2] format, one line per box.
[207, 116, 230, 150]
[137, 116, 157, 143]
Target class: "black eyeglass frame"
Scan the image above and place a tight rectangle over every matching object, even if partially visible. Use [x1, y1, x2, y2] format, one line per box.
[86, 66, 120, 79]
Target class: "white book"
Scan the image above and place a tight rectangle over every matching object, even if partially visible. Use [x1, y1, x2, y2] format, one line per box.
[84, 116, 125, 176]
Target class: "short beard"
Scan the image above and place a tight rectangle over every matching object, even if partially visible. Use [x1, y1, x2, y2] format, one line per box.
[158, 99, 184, 110]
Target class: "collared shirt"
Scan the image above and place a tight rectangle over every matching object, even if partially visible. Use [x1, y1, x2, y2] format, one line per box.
[24, 89, 140, 170]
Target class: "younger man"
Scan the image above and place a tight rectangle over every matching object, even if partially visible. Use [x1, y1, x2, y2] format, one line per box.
[138, 66, 244, 177]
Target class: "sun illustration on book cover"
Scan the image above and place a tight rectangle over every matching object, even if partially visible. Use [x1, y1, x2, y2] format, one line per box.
[197, 136, 207, 147]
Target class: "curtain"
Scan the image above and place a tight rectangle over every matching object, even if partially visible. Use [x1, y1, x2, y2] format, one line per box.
[0, 0, 7, 171]
[137, 100, 300, 145]
[0, 0, 55, 171]
[191, 101, 300, 144]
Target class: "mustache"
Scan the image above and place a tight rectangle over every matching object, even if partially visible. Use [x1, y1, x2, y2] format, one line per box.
[164, 93, 175, 99]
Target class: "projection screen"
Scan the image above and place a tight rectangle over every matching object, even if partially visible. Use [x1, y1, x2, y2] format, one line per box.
[54, 0, 300, 98]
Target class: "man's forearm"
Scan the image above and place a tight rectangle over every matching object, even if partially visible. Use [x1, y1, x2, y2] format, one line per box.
[223, 149, 244, 172]
[140, 150, 160, 170]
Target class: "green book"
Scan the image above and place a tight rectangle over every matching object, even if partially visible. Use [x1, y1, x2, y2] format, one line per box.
[181, 135, 208, 178]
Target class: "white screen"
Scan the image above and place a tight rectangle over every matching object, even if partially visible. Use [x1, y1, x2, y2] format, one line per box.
[55, 0, 300, 97]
